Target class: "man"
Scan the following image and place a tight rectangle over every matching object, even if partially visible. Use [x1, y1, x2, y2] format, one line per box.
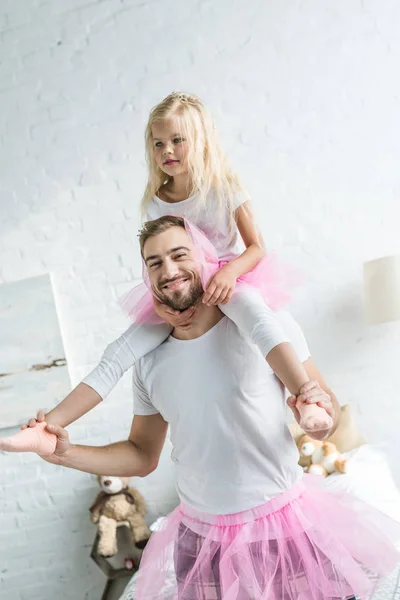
[42, 216, 337, 480]
[39, 217, 375, 600]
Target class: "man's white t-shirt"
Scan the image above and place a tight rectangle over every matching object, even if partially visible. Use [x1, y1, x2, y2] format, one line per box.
[145, 191, 246, 261]
[133, 311, 309, 515]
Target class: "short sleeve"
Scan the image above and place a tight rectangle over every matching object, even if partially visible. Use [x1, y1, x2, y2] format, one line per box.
[132, 363, 159, 415]
[275, 311, 311, 364]
[144, 205, 155, 222]
[232, 193, 248, 211]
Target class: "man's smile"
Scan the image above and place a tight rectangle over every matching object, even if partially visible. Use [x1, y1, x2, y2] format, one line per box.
[161, 276, 190, 291]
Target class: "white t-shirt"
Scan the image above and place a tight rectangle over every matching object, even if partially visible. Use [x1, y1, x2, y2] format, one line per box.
[133, 311, 309, 515]
[145, 191, 246, 261]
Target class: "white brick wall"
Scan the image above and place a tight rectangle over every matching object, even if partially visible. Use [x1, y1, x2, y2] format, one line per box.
[1, 0, 400, 598]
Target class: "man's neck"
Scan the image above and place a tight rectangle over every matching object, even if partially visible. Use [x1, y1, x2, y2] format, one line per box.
[171, 303, 224, 341]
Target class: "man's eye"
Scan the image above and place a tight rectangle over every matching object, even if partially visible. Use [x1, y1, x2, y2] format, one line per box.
[175, 253, 186, 259]
[149, 262, 161, 269]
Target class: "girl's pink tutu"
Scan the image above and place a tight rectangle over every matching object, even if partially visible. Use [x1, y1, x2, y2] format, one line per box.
[121, 219, 301, 325]
[135, 476, 400, 600]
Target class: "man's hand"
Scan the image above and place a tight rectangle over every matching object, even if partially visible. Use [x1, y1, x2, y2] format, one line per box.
[39, 424, 71, 464]
[153, 297, 196, 330]
[287, 380, 334, 440]
[203, 265, 237, 306]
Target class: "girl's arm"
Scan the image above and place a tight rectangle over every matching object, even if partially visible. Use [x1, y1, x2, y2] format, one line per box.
[22, 322, 170, 430]
[21, 326, 139, 429]
[228, 202, 266, 278]
[21, 383, 102, 429]
[203, 202, 266, 305]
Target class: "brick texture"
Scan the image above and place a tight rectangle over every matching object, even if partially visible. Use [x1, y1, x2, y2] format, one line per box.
[1, 0, 400, 598]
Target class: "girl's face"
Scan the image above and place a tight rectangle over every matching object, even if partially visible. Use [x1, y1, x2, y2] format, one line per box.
[151, 118, 188, 177]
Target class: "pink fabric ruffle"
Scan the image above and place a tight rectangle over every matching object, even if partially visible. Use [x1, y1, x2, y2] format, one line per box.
[135, 475, 400, 599]
[120, 219, 300, 325]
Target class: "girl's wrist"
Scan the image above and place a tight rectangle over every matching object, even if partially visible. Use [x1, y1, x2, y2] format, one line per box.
[223, 261, 240, 279]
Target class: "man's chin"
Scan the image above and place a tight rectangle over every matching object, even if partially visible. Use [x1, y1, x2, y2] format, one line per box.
[160, 293, 203, 313]
[155, 279, 204, 312]
[168, 298, 195, 312]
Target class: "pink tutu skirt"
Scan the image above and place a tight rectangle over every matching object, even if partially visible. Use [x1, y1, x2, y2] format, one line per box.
[135, 476, 400, 600]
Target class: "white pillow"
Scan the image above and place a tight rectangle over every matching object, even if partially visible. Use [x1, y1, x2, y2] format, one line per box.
[321, 444, 400, 524]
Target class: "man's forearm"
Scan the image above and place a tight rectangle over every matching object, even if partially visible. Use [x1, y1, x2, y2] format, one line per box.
[326, 388, 340, 437]
[57, 440, 154, 477]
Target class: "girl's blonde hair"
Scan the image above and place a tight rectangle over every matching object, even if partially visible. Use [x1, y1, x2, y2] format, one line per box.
[141, 92, 249, 242]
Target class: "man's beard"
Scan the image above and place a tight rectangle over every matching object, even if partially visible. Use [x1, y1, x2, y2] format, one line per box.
[155, 275, 203, 312]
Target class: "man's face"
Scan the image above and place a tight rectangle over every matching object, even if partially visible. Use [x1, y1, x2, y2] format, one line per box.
[143, 227, 203, 311]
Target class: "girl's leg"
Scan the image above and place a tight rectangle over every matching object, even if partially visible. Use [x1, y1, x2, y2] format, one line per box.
[220, 289, 332, 431]
[0, 421, 57, 456]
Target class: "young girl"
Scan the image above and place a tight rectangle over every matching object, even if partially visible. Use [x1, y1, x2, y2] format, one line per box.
[0, 92, 330, 455]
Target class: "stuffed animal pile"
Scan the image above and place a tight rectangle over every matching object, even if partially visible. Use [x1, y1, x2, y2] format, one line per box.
[297, 435, 349, 477]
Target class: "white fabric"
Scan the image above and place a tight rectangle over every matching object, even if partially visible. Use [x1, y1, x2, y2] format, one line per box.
[145, 191, 247, 261]
[221, 288, 290, 357]
[322, 444, 400, 525]
[82, 291, 290, 400]
[133, 311, 309, 515]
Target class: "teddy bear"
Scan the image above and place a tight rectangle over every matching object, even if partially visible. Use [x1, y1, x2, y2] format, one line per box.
[90, 475, 151, 557]
[297, 434, 349, 477]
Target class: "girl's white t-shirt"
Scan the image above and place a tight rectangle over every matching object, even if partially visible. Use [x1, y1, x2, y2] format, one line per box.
[133, 311, 309, 515]
[145, 191, 246, 261]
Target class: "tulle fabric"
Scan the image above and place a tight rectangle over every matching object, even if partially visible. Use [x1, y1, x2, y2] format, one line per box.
[120, 219, 300, 325]
[135, 476, 400, 600]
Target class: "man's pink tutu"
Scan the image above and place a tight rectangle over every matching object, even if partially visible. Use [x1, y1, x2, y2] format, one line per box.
[135, 476, 400, 599]
[121, 219, 300, 325]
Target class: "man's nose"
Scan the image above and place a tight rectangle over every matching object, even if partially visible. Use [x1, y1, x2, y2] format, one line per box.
[162, 257, 179, 279]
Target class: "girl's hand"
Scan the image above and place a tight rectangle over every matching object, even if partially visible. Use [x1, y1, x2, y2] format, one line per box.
[203, 265, 237, 306]
[153, 297, 196, 329]
[20, 410, 46, 430]
[287, 380, 334, 440]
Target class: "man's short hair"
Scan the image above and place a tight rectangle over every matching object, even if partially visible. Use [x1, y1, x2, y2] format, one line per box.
[139, 215, 186, 255]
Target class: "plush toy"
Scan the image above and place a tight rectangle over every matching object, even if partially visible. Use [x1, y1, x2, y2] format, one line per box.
[297, 434, 349, 477]
[90, 475, 151, 557]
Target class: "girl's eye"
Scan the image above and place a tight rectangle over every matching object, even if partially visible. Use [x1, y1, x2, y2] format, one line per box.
[173, 137, 182, 144]
[155, 141, 163, 148]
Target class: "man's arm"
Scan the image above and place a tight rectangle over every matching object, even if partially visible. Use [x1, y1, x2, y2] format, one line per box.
[43, 413, 168, 477]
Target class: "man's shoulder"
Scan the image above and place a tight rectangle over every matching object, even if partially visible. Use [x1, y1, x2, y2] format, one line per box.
[223, 311, 302, 340]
